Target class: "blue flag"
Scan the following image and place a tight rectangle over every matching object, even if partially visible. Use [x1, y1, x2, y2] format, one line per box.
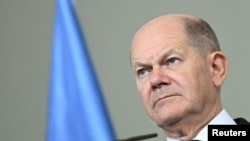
[46, 0, 116, 141]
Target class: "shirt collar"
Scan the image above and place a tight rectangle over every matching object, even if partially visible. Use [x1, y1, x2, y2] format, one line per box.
[166, 109, 236, 141]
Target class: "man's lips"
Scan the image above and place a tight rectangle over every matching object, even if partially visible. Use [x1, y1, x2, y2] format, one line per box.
[153, 94, 177, 108]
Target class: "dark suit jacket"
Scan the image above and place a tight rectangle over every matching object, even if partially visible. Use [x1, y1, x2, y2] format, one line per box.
[234, 117, 250, 125]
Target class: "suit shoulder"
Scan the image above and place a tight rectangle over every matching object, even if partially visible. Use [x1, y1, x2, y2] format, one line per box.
[234, 117, 250, 125]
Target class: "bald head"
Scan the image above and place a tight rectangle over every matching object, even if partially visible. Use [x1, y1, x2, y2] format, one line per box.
[131, 14, 220, 58]
[133, 14, 192, 36]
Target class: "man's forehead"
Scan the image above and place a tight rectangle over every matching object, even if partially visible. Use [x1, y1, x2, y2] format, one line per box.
[131, 14, 196, 44]
[134, 18, 184, 39]
[131, 27, 187, 59]
[130, 14, 197, 64]
[131, 17, 187, 52]
[131, 46, 185, 67]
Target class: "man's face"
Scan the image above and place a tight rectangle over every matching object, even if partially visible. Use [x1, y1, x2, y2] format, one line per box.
[130, 21, 215, 127]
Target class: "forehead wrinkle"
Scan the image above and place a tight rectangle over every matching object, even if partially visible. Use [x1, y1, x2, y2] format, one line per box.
[132, 36, 179, 58]
[132, 44, 165, 64]
[132, 46, 184, 69]
[131, 15, 189, 67]
[131, 52, 153, 69]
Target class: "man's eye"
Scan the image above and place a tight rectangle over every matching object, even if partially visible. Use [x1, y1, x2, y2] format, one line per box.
[167, 57, 179, 65]
[137, 69, 149, 77]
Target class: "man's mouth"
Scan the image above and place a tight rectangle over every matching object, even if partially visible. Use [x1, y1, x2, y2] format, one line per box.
[153, 94, 177, 108]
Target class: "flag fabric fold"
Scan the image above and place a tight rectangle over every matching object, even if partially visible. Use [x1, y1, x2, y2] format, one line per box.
[46, 0, 116, 141]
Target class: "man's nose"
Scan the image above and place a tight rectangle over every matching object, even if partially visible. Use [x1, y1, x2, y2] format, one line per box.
[149, 68, 170, 89]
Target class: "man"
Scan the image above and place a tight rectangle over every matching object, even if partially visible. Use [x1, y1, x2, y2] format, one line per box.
[130, 14, 249, 140]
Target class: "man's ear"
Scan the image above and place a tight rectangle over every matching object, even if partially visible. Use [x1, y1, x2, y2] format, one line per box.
[209, 51, 228, 87]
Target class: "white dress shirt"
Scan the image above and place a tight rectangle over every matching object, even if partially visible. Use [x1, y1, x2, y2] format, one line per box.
[166, 109, 236, 141]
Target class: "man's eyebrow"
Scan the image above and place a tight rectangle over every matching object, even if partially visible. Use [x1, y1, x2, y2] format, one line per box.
[159, 48, 183, 61]
[132, 48, 183, 66]
[132, 61, 150, 69]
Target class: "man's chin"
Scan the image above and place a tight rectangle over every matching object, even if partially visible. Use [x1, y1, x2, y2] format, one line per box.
[154, 111, 184, 128]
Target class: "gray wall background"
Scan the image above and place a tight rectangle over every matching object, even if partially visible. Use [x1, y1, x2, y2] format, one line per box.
[1, 1, 250, 141]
